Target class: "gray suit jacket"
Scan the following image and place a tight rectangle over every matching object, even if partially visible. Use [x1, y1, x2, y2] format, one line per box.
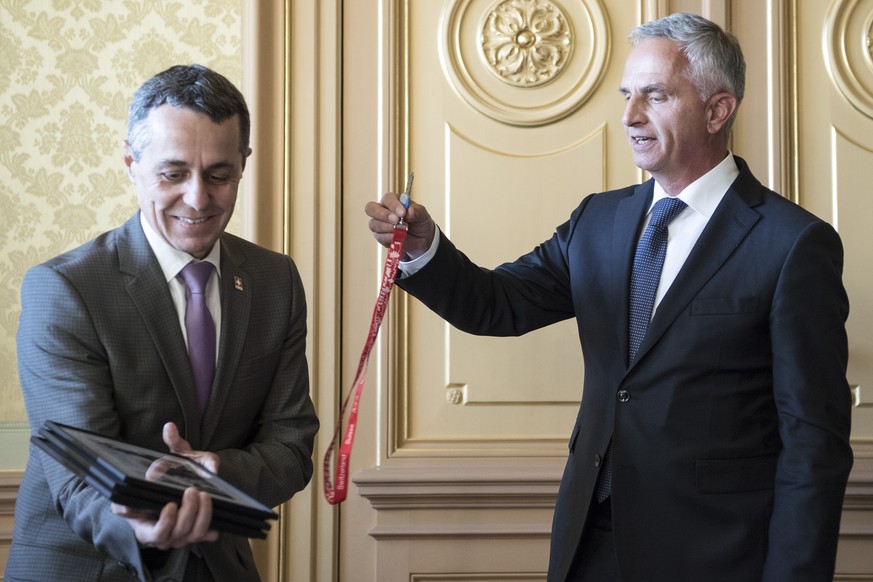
[7, 214, 318, 581]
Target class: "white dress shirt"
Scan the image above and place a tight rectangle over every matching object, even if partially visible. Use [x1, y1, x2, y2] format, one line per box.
[644, 153, 739, 317]
[139, 213, 221, 358]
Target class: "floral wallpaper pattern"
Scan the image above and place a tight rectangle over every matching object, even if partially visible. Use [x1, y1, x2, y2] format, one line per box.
[0, 0, 243, 424]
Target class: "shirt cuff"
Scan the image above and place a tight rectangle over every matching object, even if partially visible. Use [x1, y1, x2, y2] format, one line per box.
[399, 228, 440, 277]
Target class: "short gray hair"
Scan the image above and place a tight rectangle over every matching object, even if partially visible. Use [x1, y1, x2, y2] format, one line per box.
[127, 64, 250, 161]
[630, 12, 745, 132]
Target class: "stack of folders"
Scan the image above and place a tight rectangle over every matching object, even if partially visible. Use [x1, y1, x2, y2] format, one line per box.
[32, 420, 278, 539]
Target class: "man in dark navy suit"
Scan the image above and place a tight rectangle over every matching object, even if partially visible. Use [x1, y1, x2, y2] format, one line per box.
[366, 12, 852, 582]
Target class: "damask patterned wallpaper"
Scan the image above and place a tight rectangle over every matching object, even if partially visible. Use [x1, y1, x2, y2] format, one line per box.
[0, 0, 243, 426]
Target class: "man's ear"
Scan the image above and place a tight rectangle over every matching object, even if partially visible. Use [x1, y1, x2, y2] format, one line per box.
[122, 140, 136, 182]
[706, 92, 738, 134]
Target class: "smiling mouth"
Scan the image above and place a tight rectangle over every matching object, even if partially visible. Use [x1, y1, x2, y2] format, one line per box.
[177, 216, 210, 225]
[632, 137, 652, 144]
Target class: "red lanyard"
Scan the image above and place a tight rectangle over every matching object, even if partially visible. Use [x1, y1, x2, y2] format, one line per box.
[323, 222, 408, 505]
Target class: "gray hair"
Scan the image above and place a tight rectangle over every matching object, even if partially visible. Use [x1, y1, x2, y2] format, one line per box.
[127, 64, 250, 161]
[629, 12, 745, 132]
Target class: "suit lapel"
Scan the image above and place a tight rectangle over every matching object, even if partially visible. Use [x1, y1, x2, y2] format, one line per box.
[201, 235, 252, 445]
[629, 162, 764, 368]
[117, 216, 202, 442]
[613, 181, 655, 366]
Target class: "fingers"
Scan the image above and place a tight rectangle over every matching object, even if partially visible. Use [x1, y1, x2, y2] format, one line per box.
[371, 192, 406, 220]
[365, 195, 404, 248]
[145, 456, 182, 481]
[162, 421, 220, 473]
[187, 489, 218, 543]
[150, 498, 181, 548]
[193, 451, 220, 474]
[121, 488, 218, 550]
[194, 452, 221, 475]
[366, 192, 437, 256]
[111, 502, 157, 522]
[115, 499, 180, 549]
[163, 422, 190, 455]
[167, 488, 216, 547]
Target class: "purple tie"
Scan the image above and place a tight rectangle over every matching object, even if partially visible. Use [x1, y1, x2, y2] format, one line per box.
[596, 196, 687, 503]
[178, 261, 216, 415]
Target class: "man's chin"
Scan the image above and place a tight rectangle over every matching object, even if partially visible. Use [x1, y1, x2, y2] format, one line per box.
[169, 237, 218, 259]
[631, 153, 656, 170]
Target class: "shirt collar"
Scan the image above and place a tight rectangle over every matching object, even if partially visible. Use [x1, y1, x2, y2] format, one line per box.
[139, 212, 221, 283]
[651, 152, 740, 218]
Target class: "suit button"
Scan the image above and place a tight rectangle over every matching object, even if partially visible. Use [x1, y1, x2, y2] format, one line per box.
[594, 454, 602, 467]
[118, 562, 137, 577]
[617, 389, 630, 403]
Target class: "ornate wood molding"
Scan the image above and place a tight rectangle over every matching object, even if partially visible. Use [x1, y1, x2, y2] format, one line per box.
[355, 459, 562, 510]
[357, 452, 873, 527]
[0, 471, 24, 567]
[438, 0, 609, 125]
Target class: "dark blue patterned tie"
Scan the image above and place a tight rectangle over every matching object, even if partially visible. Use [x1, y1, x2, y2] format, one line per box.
[596, 196, 687, 503]
[627, 196, 688, 363]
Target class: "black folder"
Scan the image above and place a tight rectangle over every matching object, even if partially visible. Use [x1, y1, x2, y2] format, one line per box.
[31, 420, 278, 539]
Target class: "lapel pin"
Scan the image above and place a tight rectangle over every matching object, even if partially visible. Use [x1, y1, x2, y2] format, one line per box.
[234, 276, 244, 291]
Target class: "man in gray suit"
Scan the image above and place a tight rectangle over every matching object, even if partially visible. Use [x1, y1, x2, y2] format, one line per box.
[7, 65, 318, 581]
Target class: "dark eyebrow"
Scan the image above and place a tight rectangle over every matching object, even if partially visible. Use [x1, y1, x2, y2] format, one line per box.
[641, 83, 669, 94]
[204, 162, 235, 172]
[618, 83, 670, 96]
[156, 160, 236, 172]
[156, 159, 189, 168]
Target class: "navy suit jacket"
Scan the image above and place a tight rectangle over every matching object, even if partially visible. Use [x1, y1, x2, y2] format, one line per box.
[9, 214, 318, 581]
[398, 157, 853, 582]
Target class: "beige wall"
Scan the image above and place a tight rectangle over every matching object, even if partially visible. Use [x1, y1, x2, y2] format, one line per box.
[339, 1, 873, 581]
[0, 0, 245, 574]
[0, 0, 245, 466]
[4, 1, 873, 581]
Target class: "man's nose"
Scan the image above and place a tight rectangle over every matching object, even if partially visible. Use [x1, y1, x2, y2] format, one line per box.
[622, 96, 643, 127]
[183, 175, 210, 210]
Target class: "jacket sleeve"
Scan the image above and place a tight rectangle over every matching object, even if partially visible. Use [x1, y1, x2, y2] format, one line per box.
[763, 219, 853, 580]
[17, 264, 179, 581]
[208, 255, 318, 509]
[397, 201, 587, 338]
